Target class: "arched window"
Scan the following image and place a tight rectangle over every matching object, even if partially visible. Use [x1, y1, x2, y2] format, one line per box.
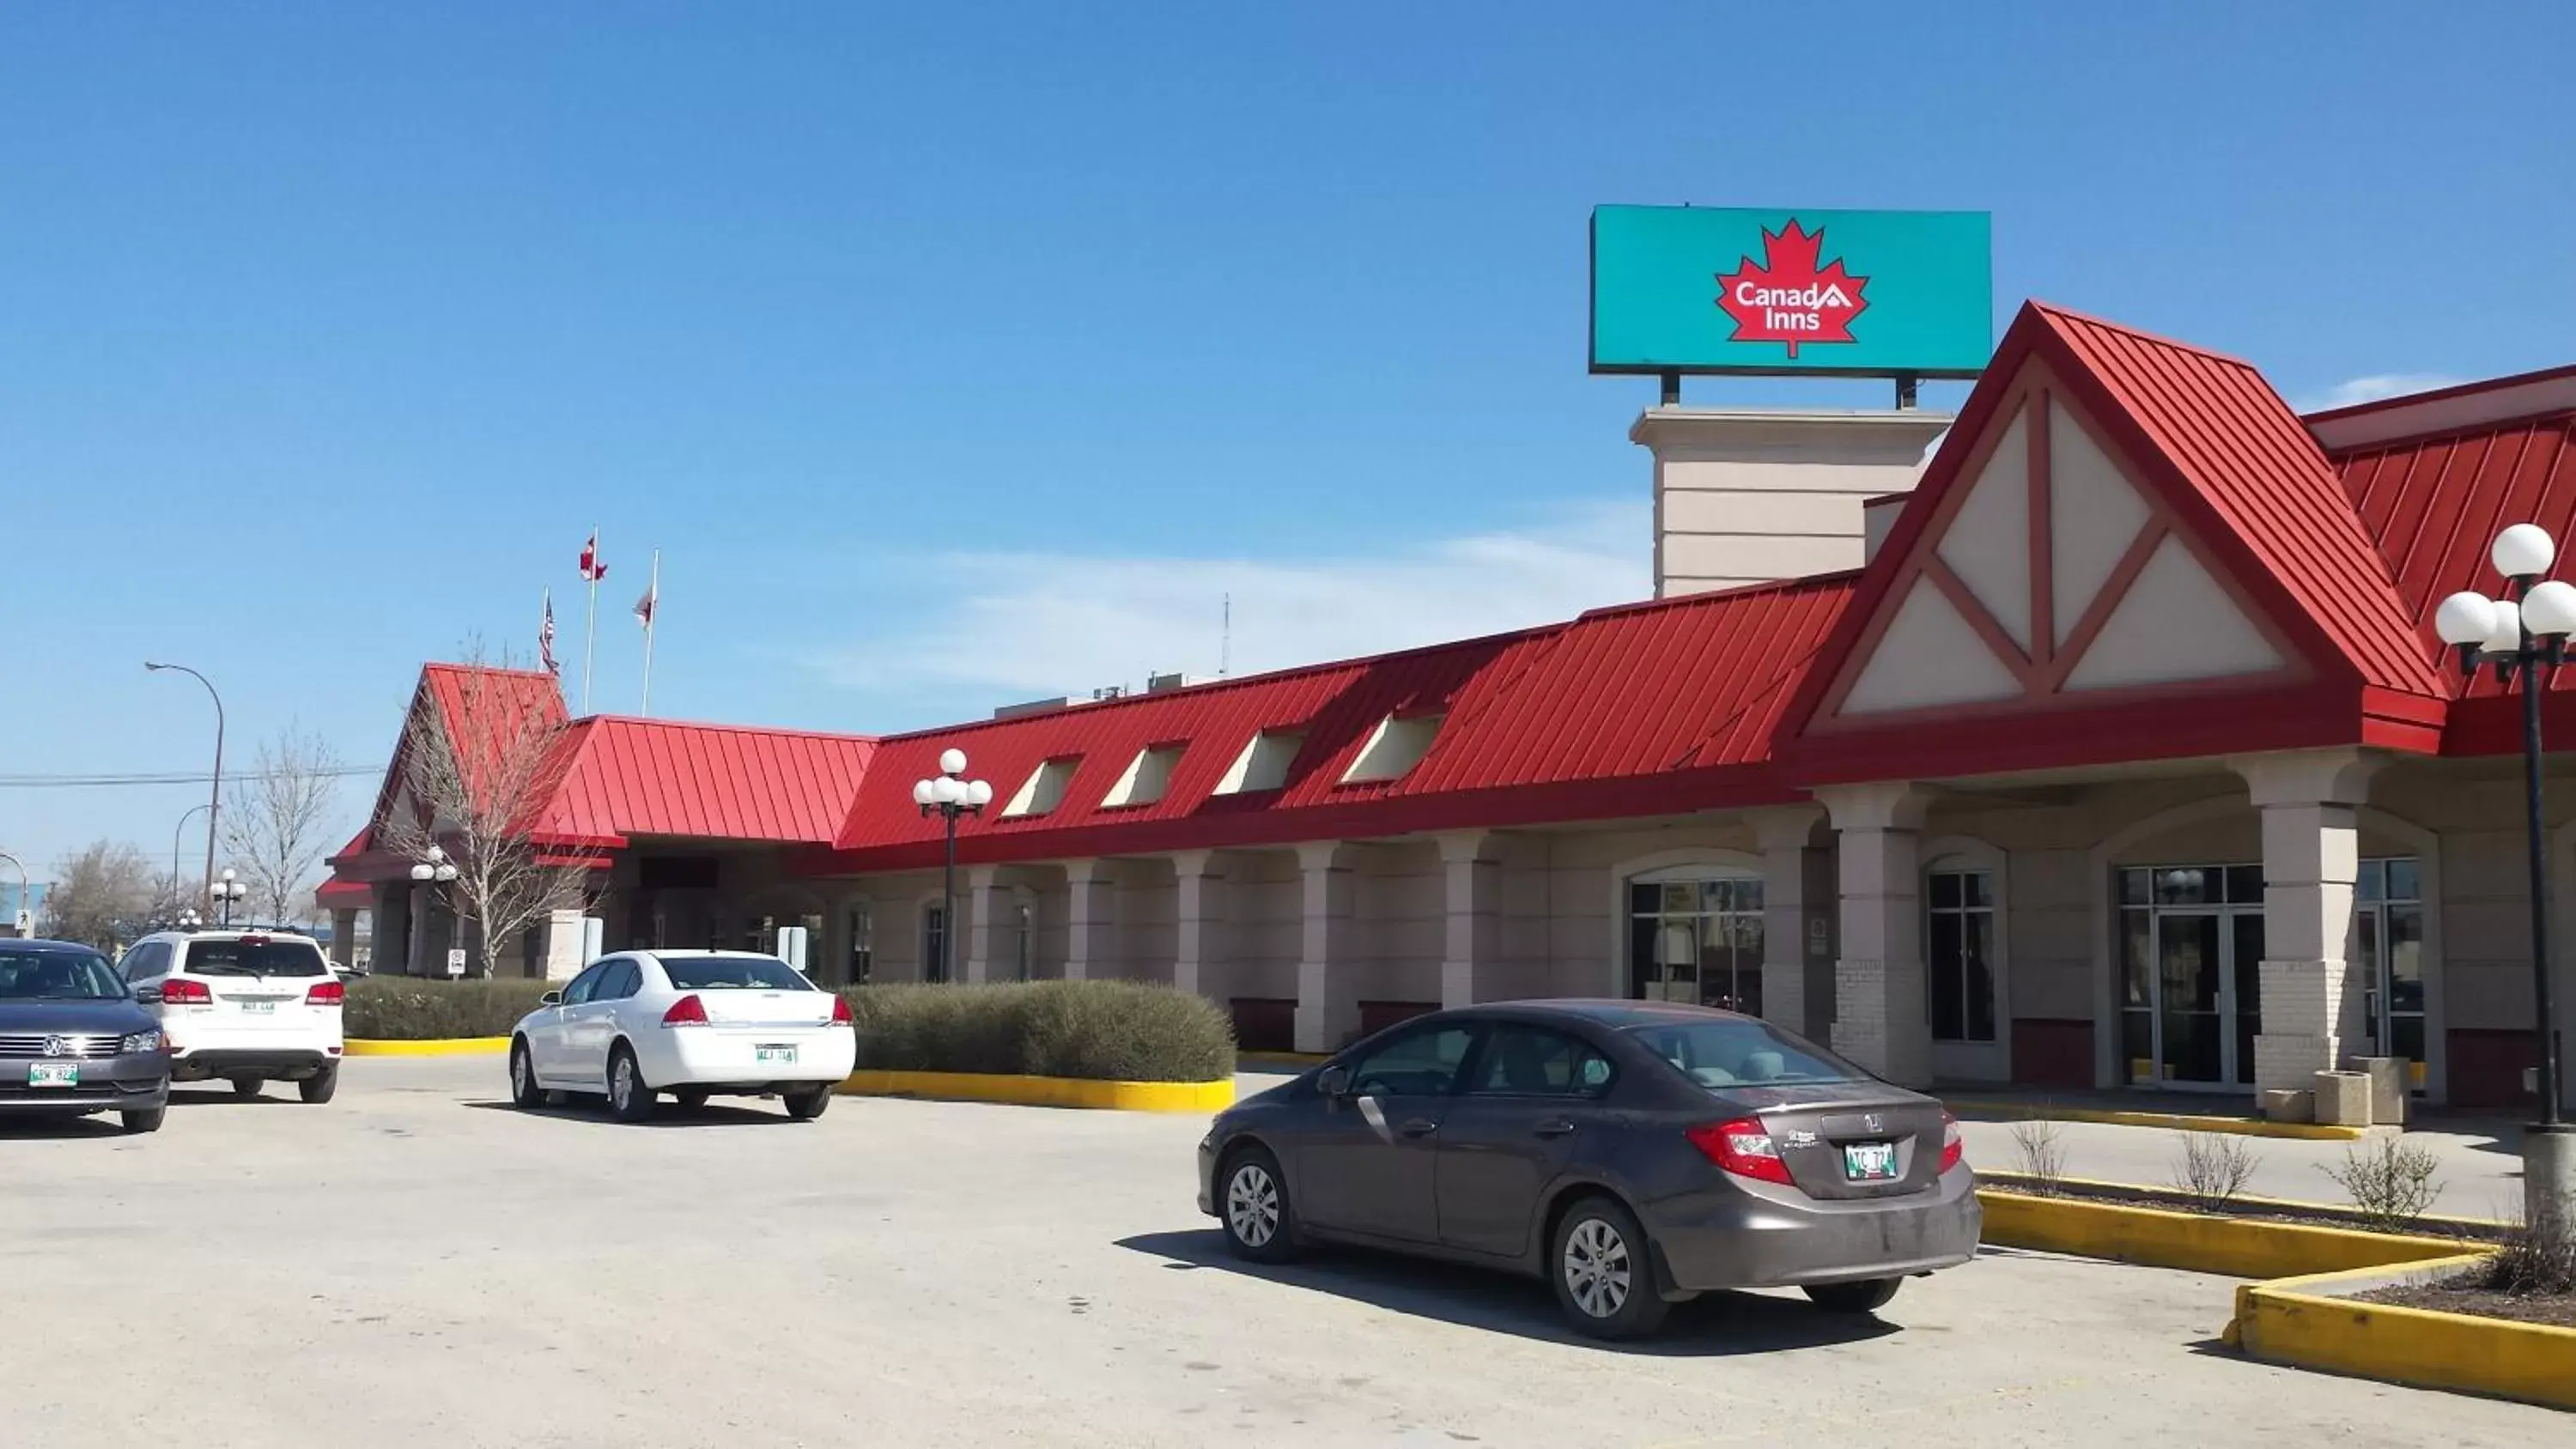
[1626, 863, 1765, 1015]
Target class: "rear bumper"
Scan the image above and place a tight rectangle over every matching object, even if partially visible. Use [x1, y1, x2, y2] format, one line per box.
[171, 1048, 336, 1081]
[634, 1028, 858, 1090]
[0, 1054, 172, 1113]
[1643, 1167, 1983, 1293]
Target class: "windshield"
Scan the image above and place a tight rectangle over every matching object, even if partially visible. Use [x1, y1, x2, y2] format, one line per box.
[1628, 1018, 1869, 1088]
[0, 949, 128, 1001]
[661, 955, 812, 991]
[182, 938, 330, 979]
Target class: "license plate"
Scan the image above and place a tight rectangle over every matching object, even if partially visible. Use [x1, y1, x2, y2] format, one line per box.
[27, 1063, 79, 1088]
[1843, 1142, 1899, 1181]
[755, 1045, 799, 1065]
[238, 1000, 276, 1014]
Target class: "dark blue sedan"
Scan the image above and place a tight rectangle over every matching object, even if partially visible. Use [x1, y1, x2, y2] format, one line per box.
[0, 938, 171, 1133]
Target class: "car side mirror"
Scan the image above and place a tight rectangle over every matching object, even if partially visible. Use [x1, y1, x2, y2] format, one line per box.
[538, 990, 563, 1006]
[1316, 1064, 1352, 1099]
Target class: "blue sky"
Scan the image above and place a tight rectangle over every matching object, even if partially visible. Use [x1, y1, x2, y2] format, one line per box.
[2, 3, 2570, 878]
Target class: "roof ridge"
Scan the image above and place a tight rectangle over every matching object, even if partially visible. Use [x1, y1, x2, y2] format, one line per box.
[1572, 571, 1859, 624]
[2302, 361, 2576, 426]
[2029, 300, 2260, 372]
[580, 713, 878, 743]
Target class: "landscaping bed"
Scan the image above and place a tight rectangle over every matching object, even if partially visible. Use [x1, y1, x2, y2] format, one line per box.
[1977, 1169, 2509, 1241]
[838, 979, 1235, 1082]
[345, 977, 556, 1040]
[2357, 1279, 2576, 1330]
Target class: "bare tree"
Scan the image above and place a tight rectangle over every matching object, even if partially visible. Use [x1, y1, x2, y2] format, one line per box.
[222, 724, 345, 927]
[45, 840, 156, 949]
[375, 645, 586, 977]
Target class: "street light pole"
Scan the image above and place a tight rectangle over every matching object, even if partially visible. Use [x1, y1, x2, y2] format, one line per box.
[172, 802, 210, 918]
[146, 662, 225, 906]
[2434, 522, 2576, 1228]
[912, 749, 993, 985]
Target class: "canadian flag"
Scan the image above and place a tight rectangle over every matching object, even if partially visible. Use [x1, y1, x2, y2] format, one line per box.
[579, 532, 607, 582]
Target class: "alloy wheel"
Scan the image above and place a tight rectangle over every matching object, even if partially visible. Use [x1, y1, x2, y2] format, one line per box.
[1561, 1217, 1631, 1319]
[612, 1058, 634, 1112]
[1225, 1162, 1280, 1248]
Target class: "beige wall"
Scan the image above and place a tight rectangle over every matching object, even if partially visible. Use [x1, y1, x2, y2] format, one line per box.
[1635, 409, 1947, 597]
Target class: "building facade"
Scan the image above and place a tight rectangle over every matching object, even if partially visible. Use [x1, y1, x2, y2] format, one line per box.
[328, 301, 2576, 1111]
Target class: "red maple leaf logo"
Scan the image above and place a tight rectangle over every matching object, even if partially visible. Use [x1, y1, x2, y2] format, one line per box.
[1714, 220, 1869, 359]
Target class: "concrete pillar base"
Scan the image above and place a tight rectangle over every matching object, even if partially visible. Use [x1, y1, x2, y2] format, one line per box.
[2528, 1125, 2576, 1234]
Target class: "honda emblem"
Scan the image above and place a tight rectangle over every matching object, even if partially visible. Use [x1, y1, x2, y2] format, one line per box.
[1862, 1113, 1883, 1134]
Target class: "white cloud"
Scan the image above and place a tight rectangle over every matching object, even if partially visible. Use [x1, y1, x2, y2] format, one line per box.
[808, 501, 1650, 704]
[2293, 373, 2465, 414]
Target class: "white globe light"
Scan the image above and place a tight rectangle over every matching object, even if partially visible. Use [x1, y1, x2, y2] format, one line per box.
[912, 779, 936, 806]
[2525, 579, 2576, 639]
[939, 748, 968, 776]
[2433, 590, 2499, 647]
[220, 868, 236, 883]
[2483, 597, 2524, 657]
[2493, 523, 2556, 579]
[965, 779, 993, 807]
[410, 863, 433, 882]
[932, 775, 966, 805]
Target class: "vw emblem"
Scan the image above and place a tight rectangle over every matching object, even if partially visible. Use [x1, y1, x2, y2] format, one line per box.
[1862, 1113, 1884, 1134]
[41, 1035, 68, 1058]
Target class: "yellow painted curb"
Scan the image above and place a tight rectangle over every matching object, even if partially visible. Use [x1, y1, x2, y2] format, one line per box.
[1977, 1189, 2470, 1279]
[1948, 1098, 2366, 1142]
[2234, 1255, 2576, 1411]
[835, 1069, 1235, 1113]
[344, 1036, 512, 1057]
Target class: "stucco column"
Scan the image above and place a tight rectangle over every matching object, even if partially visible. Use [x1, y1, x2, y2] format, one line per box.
[1820, 783, 1933, 1086]
[1171, 851, 1226, 1000]
[1063, 859, 1118, 982]
[1295, 842, 1361, 1052]
[1750, 807, 1829, 1040]
[963, 867, 1005, 984]
[1437, 833, 1502, 1009]
[329, 908, 358, 967]
[2235, 749, 2380, 1093]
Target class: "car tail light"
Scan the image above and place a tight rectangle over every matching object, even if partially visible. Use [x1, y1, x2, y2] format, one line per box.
[160, 979, 212, 1005]
[1686, 1117, 1795, 1185]
[830, 994, 854, 1026]
[660, 993, 708, 1028]
[307, 979, 345, 1007]
[1939, 1110, 1965, 1173]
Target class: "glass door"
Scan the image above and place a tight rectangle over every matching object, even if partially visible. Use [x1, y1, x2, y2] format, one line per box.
[2157, 911, 2225, 1085]
[2120, 865, 2264, 1092]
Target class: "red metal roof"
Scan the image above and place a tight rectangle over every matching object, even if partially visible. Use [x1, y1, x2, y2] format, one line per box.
[825, 576, 1848, 870]
[314, 877, 372, 908]
[527, 716, 878, 848]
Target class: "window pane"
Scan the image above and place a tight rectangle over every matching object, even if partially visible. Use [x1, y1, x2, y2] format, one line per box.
[2224, 865, 2264, 904]
[1965, 871, 1995, 908]
[2154, 868, 2211, 906]
[1635, 916, 1692, 1002]
[2386, 858, 2421, 903]
[1349, 1026, 1477, 1097]
[1734, 877, 1764, 912]
[1929, 910, 1965, 1040]
[1630, 882, 1660, 916]
[662, 954, 813, 991]
[2356, 859, 2385, 904]
[2388, 905, 2426, 1013]
[2123, 1009, 2154, 1083]
[1659, 882, 1696, 914]
[1702, 878, 1731, 913]
[2119, 868, 2149, 905]
[1930, 872, 1961, 910]
[2122, 910, 2152, 1008]
[1965, 912, 1996, 1042]
[1630, 1017, 1866, 1086]
[1468, 1026, 1612, 1097]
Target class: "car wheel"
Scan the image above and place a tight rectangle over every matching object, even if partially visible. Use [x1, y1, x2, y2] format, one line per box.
[605, 1045, 656, 1124]
[1550, 1196, 1669, 1340]
[1218, 1145, 1297, 1264]
[121, 1106, 166, 1134]
[1803, 1277, 1901, 1315]
[298, 1064, 339, 1105]
[230, 1076, 264, 1100]
[510, 1040, 544, 1109]
[673, 1088, 710, 1113]
[782, 1086, 831, 1120]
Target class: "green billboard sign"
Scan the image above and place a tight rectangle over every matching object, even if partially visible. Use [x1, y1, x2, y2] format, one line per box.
[1590, 206, 1992, 379]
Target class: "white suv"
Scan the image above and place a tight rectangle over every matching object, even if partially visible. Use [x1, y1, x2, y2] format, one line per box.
[119, 930, 346, 1102]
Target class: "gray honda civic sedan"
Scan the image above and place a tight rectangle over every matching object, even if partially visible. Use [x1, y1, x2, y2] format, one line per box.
[1197, 999, 1978, 1338]
[0, 939, 171, 1134]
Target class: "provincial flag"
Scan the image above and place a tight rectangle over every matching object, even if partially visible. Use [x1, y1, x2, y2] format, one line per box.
[633, 575, 658, 628]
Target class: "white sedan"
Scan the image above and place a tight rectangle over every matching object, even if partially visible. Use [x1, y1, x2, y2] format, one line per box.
[507, 950, 857, 1123]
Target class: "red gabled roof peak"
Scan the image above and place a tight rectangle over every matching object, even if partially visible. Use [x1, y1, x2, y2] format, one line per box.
[2023, 300, 2261, 372]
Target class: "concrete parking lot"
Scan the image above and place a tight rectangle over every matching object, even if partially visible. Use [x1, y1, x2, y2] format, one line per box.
[2, 1059, 2559, 1448]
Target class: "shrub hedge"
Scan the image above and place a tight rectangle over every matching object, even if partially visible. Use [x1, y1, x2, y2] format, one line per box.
[344, 977, 556, 1040]
[841, 980, 1236, 1082]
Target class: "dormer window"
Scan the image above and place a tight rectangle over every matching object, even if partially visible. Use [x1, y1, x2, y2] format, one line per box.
[1102, 743, 1185, 809]
[1001, 757, 1081, 817]
[1214, 730, 1303, 795]
[1340, 713, 1443, 784]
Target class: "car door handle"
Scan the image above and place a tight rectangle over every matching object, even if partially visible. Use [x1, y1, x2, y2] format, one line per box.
[1534, 1119, 1577, 1138]
[1397, 1118, 1440, 1138]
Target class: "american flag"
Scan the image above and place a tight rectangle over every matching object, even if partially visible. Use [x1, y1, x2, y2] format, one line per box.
[539, 590, 560, 676]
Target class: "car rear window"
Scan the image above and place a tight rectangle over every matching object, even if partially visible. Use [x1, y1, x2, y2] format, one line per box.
[1627, 1019, 1869, 1088]
[181, 938, 330, 979]
[660, 955, 812, 991]
[0, 949, 126, 1000]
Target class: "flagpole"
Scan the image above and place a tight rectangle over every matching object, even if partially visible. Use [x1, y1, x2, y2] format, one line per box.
[640, 549, 659, 717]
[581, 524, 599, 715]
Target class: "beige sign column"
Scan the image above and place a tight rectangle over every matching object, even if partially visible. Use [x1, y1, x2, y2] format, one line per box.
[1063, 859, 1118, 981]
[1171, 851, 1226, 999]
[1295, 842, 1361, 1052]
[962, 866, 1004, 984]
[1750, 806, 1830, 1041]
[1820, 783, 1933, 1086]
[1438, 832, 1502, 1009]
[2234, 749, 2379, 1092]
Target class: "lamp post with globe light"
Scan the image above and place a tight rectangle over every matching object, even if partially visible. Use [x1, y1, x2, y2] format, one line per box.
[409, 846, 459, 976]
[210, 869, 247, 929]
[912, 749, 992, 985]
[2433, 521, 2576, 1228]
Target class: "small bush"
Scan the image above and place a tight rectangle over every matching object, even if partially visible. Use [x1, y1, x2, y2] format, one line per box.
[2008, 1116, 2069, 1193]
[2485, 1214, 2576, 1297]
[2320, 1135, 2445, 1233]
[344, 977, 558, 1040]
[841, 980, 1236, 1082]
[2168, 1131, 2260, 1212]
